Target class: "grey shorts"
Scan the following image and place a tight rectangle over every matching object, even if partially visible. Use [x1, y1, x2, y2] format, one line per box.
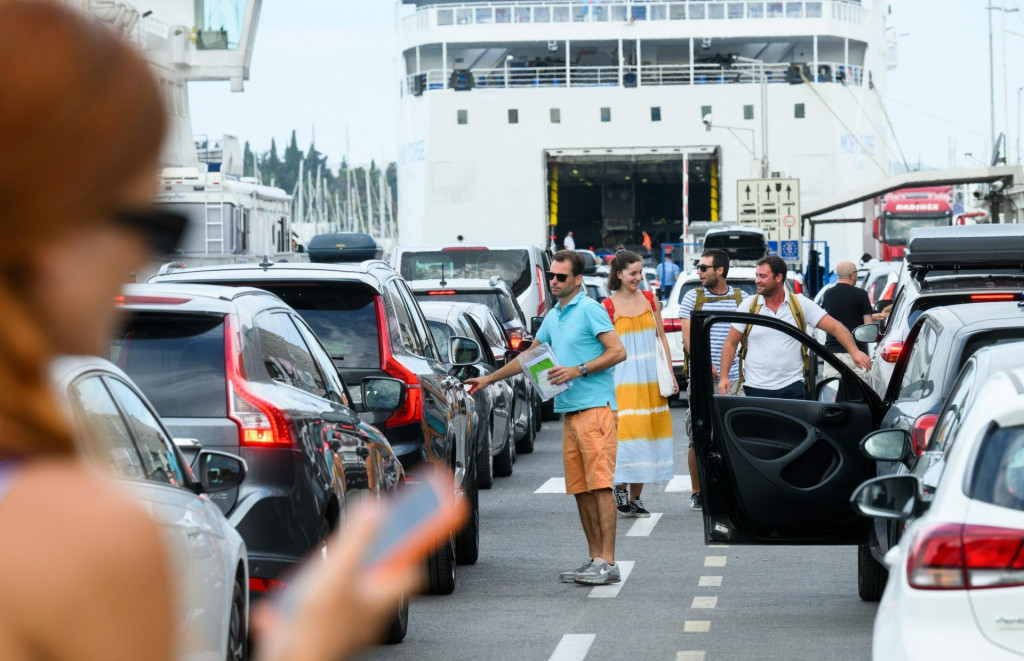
[685, 380, 743, 448]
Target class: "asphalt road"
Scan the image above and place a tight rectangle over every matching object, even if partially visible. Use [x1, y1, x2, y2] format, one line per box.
[359, 406, 877, 661]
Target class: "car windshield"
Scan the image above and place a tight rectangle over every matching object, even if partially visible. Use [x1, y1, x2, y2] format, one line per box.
[970, 425, 1024, 512]
[111, 313, 227, 418]
[415, 290, 520, 325]
[702, 233, 767, 261]
[676, 280, 758, 305]
[227, 282, 381, 369]
[882, 214, 951, 244]
[400, 249, 532, 296]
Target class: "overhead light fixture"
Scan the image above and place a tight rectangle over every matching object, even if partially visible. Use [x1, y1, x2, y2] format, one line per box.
[625, 175, 631, 180]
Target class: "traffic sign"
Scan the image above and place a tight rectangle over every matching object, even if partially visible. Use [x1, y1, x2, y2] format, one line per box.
[736, 178, 802, 266]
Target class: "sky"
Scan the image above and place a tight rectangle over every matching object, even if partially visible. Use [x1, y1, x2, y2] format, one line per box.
[189, 0, 1024, 170]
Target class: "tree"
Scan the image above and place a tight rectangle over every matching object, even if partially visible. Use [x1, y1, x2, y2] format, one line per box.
[281, 130, 303, 194]
[243, 141, 255, 178]
[264, 138, 281, 187]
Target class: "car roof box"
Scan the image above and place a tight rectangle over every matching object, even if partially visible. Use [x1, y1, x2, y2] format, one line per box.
[906, 225, 1024, 269]
[307, 233, 382, 263]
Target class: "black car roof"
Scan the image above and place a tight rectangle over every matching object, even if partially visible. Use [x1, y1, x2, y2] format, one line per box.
[151, 260, 392, 290]
[906, 224, 1024, 270]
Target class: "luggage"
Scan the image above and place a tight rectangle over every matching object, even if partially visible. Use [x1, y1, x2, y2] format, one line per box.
[307, 233, 382, 263]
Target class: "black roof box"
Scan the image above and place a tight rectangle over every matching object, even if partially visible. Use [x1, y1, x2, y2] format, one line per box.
[307, 233, 382, 263]
[906, 225, 1024, 268]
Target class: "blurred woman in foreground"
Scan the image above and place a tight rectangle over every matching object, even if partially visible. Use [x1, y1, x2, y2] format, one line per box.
[0, 3, 414, 659]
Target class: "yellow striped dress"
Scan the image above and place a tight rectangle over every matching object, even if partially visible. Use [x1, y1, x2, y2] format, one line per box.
[611, 306, 674, 483]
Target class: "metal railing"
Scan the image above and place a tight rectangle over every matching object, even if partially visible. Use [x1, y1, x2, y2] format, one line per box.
[401, 0, 865, 32]
[403, 60, 863, 94]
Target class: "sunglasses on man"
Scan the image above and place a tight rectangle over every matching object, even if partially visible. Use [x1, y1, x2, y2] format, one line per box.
[696, 264, 719, 272]
[113, 208, 189, 255]
[545, 271, 571, 283]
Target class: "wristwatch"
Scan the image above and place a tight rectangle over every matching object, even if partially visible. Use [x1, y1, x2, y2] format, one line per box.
[578, 363, 589, 377]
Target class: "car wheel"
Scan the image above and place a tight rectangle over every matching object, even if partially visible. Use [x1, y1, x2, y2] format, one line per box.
[383, 590, 410, 644]
[858, 543, 888, 602]
[516, 410, 536, 454]
[532, 394, 542, 432]
[427, 533, 457, 595]
[476, 423, 494, 490]
[226, 576, 247, 661]
[494, 423, 514, 477]
[455, 480, 480, 566]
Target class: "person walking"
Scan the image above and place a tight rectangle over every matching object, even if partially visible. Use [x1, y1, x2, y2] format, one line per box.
[466, 251, 626, 586]
[820, 260, 873, 381]
[718, 256, 870, 399]
[656, 251, 680, 300]
[679, 249, 746, 510]
[602, 251, 677, 518]
[563, 231, 576, 251]
[0, 5, 415, 660]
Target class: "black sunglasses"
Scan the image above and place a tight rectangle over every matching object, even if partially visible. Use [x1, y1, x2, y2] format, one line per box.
[545, 270, 570, 283]
[697, 264, 718, 272]
[114, 209, 189, 255]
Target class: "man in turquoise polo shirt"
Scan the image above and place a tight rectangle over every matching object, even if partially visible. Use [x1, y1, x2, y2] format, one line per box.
[467, 250, 626, 586]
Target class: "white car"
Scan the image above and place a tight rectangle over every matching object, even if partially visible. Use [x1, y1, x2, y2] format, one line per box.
[53, 356, 250, 661]
[583, 274, 610, 302]
[853, 365, 1024, 660]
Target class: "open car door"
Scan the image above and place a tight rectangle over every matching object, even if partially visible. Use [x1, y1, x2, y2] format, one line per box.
[690, 311, 887, 544]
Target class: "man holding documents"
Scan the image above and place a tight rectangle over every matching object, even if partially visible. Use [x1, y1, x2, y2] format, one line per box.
[466, 250, 626, 586]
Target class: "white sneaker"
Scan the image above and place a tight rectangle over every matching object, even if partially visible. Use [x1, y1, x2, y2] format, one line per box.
[574, 557, 621, 585]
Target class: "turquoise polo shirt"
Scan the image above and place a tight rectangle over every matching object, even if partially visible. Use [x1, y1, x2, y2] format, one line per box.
[535, 290, 617, 413]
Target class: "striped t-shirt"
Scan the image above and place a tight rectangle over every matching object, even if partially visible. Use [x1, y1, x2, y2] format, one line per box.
[679, 287, 748, 380]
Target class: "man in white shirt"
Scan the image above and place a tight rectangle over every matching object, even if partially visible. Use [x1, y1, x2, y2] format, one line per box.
[718, 256, 870, 399]
[563, 231, 576, 251]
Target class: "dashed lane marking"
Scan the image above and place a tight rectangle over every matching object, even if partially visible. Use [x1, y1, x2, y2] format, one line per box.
[626, 512, 663, 537]
[535, 477, 566, 494]
[588, 560, 635, 598]
[699, 576, 723, 587]
[676, 652, 706, 661]
[709, 543, 729, 548]
[684, 621, 712, 633]
[664, 475, 692, 492]
[548, 634, 596, 661]
[704, 556, 727, 567]
[691, 596, 718, 609]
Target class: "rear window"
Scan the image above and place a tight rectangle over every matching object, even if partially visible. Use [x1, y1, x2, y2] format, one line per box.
[970, 425, 1024, 512]
[676, 280, 757, 305]
[400, 249, 532, 296]
[230, 282, 381, 369]
[111, 314, 227, 418]
[702, 233, 767, 261]
[415, 291, 519, 325]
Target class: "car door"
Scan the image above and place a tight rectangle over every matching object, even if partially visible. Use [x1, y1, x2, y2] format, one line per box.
[689, 310, 886, 544]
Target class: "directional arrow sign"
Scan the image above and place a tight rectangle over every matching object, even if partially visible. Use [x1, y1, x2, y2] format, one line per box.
[737, 178, 801, 265]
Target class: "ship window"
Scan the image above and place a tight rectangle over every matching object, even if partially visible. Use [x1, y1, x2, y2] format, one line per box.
[701, 105, 712, 118]
[786, 2, 803, 18]
[689, 4, 705, 19]
[743, 105, 754, 120]
[508, 109, 519, 124]
[600, 107, 611, 123]
[554, 6, 570, 22]
[795, 103, 806, 119]
[708, 3, 725, 19]
[457, 109, 468, 125]
[612, 5, 627, 21]
[767, 2, 784, 17]
[550, 108, 561, 124]
[475, 8, 492, 24]
[728, 3, 744, 19]
[514, 7, 530, 23]
[437, 8, 453, 26]
[651, 107, 662, 122]
[534, 6, 550, 22]
[650, 5, 667, 20]
[747, 2, 765, 18]
[495, 7, 510, 23]
[806, 2, 823, 18]
[456, 8, 472, 24]
[669, 4, 686, 19]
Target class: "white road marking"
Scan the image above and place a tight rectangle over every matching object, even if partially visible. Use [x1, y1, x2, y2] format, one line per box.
[548, 634, 596, 661]
[709, 543, 729, 548]
[626, 512, 663, 537]
[676, 652, 706, 661]
[684, 621, 712, 633]
[699, 576, 723, 587]
[588, 560, 635, 598]
[535, 477, 566, 494]
[665, 475, 692, 492]
[691, 596, 718, 609]
[704, 555, 727, 567]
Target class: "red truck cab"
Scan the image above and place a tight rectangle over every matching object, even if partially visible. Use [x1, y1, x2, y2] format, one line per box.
[872, 186, 953, 261]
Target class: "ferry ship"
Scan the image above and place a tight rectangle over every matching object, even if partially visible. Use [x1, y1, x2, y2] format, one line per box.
[395, 0, 897, 262]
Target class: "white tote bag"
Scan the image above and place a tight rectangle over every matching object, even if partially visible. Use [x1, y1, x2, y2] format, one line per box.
[654, 338, 675, 398]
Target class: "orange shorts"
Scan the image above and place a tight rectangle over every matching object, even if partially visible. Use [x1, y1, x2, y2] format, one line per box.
[562, 405, 618, 495]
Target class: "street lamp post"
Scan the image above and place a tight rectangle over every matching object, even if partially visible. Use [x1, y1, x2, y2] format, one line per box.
[703, 114, 759, 175]
[733, 55, 770, 177]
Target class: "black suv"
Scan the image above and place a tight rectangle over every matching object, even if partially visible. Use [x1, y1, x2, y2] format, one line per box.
[111, 285, 406, 604]
[149, 261, 479, 594]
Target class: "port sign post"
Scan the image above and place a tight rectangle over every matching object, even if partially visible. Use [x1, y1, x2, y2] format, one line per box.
[737, 178, 802, 267]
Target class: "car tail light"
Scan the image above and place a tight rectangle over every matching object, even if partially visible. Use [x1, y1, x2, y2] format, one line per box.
[881, 282, 896, 302]
[508, 330, 524, 351]
[115, 294, 191, 306]
[225, 316, 295, 448]
[428, 290, 457, 295]
[880, 341, 903, 363]
[970, 293, 1018, 302]
[911, 414, 938, 456]
[536, 265, 546, 317]
[376, 297, 423, 429]
[908, 523, 1024, 590]
[664, 318, 682, 333]
[249, 577, 287, 593]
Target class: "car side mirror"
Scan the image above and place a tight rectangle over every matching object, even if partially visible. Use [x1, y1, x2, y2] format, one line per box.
[853, 323, 880, 344]
[531, 316, 544, 335]
[196, 450, 247, 494]
[874, 300, 892, 314]
[850, 474, 921, 520]
[860, 428, 912, 462]
[362, 377, 406, 413]
[450, 336, 482, 366]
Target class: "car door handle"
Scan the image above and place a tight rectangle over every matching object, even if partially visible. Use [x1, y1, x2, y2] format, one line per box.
[820, 406, 846, 422]
[441, 377, 458, 389]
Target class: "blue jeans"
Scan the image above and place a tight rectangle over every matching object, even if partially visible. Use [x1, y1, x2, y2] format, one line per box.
[743, 381, 806, 400]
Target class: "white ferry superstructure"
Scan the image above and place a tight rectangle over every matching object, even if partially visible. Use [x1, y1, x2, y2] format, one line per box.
[396, 0, 896, 260]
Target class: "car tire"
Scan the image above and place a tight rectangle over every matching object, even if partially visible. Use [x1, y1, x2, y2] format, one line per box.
[858, 543, 888, 602]
[226, 576, 247, 661]
[515, 412, 536, 454]
[383, 591, 410, 644]
[532, 394, 542, 433]
[494, 423, 514, 477]
[476, 423, 494, 490]
[427, 533, 457, 595]
[455, 480, 480, 566]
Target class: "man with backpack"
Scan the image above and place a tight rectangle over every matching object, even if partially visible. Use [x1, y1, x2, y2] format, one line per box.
[718, 256, 870, 400]
[679, 248, 746, 510]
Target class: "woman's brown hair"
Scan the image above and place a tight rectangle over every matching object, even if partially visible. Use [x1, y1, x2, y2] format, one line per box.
[0, 1, 166, 456]
[607, 250, 643, 291]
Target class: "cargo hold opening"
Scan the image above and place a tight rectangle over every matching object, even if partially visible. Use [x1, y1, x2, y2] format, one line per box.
[546, 149, 719, 257]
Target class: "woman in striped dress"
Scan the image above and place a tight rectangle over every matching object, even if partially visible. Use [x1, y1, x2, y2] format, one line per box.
[602, 251, 677, 517]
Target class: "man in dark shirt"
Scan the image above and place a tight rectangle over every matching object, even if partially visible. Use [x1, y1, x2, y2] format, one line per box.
[820, 260, 873, 380]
